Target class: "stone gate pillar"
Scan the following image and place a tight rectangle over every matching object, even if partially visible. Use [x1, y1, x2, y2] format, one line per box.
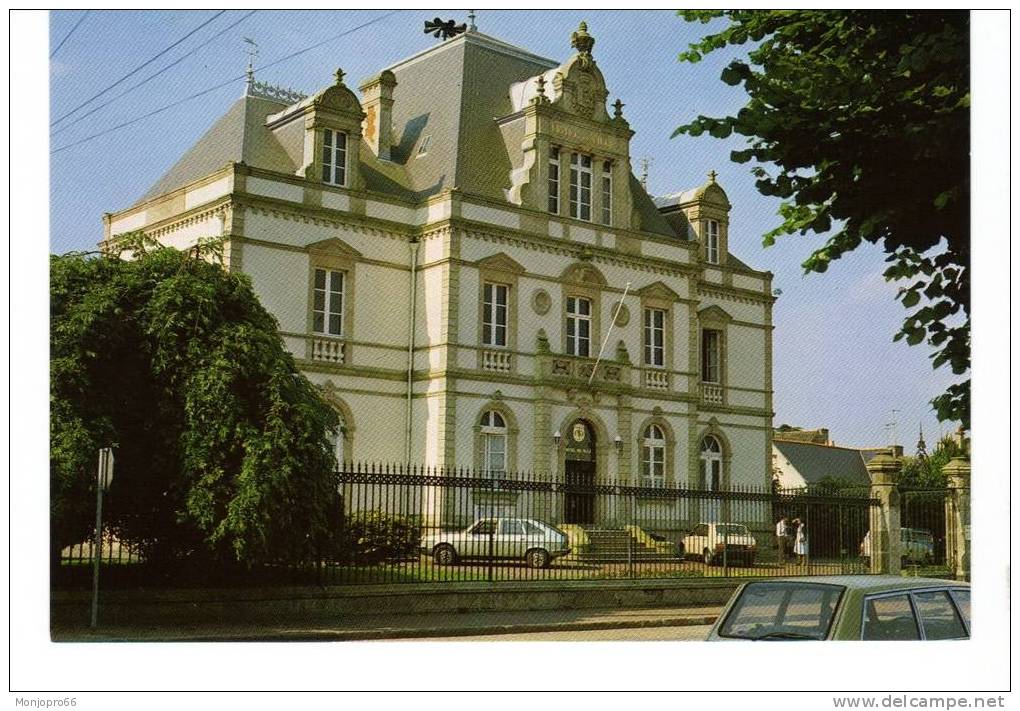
[866, 451, 902, 575]
[942, 456, 971, 581]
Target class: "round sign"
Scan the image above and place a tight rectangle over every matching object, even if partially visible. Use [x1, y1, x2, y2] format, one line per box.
[572, 423, 587, 443]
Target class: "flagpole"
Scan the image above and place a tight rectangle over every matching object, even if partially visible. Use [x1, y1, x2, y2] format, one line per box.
[588, 281, 631, 385]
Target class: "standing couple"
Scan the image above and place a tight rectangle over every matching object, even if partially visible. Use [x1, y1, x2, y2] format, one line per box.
[775, 516, 808, 565]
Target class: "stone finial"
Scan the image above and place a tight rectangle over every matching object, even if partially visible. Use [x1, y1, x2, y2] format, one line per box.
[334, 67, 346, 86]
[536, 329, 551, 354]
[615, 340, 631, 364]
[612, 98, 624, 119]
[533, 74, 549, 104]
[571, 21, 595, 54]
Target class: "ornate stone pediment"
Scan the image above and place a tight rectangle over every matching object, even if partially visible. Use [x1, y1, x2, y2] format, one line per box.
[307, 237, 362, 258]
[637, 281, 681, 302]
[698, 304, 733, 323]
[476, 252, 525, 274]
[561, 261, 608, 287]
[550, 23, 610, 123]
[312, 68, 365, 120]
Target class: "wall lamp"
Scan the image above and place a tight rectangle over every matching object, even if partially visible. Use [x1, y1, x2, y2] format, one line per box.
[614, 435, 623, 452]
[553, 430, 562, 445]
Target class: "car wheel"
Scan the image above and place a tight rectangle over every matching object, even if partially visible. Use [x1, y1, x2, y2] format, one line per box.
[526, 548, 550, 569]
[433, 544, 457, 566]
[703, 549, 714, 566]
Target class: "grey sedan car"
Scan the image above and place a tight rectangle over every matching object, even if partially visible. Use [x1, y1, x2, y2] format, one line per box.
[422, 517, 571, 568]
[707, 575, 970, 641]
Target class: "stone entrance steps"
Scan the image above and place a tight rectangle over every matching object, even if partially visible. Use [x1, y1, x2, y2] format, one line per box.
[574, 527, 679, 563]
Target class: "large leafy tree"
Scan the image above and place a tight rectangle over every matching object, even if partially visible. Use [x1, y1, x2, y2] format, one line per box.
[50, 238, 339, 570]
[675, 10, 970, 429]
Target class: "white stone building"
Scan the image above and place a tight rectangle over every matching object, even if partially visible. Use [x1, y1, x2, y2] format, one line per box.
[102, 22, 775, 528]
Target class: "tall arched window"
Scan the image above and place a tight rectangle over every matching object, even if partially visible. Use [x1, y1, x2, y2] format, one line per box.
[641, 424, 666, 488]
[700, 435, 723, 491]
[328, 414, 346, 469]
[480, 410, 507, 478]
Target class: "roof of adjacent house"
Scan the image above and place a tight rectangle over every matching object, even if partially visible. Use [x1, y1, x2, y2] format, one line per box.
[772, 440, 871, 486]
[132, 28, 730, 244]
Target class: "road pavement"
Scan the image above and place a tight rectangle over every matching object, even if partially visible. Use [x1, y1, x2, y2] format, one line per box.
[400, 624, 713, 642]
[52, 606, 721, 643]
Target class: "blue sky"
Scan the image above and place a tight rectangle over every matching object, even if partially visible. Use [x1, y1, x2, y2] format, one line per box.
[48, 9, 962, 449]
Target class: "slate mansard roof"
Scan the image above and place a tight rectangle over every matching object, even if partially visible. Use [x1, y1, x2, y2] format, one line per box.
[133, 29, 705, 242]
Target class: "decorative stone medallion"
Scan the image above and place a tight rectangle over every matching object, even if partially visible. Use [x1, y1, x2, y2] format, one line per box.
[613, 302, 630, 327]
[532, 289, 552, 315]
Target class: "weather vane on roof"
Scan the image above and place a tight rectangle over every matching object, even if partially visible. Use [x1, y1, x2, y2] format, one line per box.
[424, 17, 467, 41]
[243, 37, 258, 93]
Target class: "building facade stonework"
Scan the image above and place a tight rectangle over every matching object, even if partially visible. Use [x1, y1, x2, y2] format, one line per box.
[102, 23, 775, 527]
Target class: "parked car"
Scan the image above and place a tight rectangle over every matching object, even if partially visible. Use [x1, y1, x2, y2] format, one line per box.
[421, 517, 570, 569]
[678, 522, 758, 566]
[706, 575, 970, 640]
[860, 527, 935, 565]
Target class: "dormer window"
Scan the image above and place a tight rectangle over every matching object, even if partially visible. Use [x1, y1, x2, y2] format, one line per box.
[322, 129, 348, 186]
[705, 219, 720, 264]
[569, 153, 592, 221]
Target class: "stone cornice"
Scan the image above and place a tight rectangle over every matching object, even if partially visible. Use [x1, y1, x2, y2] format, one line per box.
[234, 192, 412, 242]
[697, 281, 774, 306]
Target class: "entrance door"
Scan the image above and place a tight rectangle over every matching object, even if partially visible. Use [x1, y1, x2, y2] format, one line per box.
[563, 420, 597, 524]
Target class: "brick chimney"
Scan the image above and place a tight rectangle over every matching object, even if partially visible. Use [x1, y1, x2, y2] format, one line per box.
[359, 70, 397, 161]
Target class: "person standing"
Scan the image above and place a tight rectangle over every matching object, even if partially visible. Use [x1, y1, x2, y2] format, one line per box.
[794, 518, 808, 565]
[775, 516, 789, 563]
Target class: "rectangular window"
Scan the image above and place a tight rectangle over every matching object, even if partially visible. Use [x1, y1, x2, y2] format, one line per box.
[643, 308, 665, 367]
[862, 594, 921, 641]
[706, 220, 720, 264]
[313, 268, 344, 336]
[482, 282, 509, 347]
[601, 160, 612, 225]
[548, 147, 560, 214]
[321, 129, 348, 186]
[701, 329, 721, 383]
[566, 296, 592, 357]
[484, 434, 506, 476]
[569, 153, 592, 221]
[642, 448, 665, 488]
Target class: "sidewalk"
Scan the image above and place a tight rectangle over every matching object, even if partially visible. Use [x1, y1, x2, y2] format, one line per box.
[51, 605, 721, 642]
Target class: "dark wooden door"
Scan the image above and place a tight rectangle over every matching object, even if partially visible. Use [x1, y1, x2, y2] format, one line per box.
[564, 460, 596, 524]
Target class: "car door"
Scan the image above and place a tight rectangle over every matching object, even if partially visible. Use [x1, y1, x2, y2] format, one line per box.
[498, 519, 527, 559]
[466, 519, 496, 558]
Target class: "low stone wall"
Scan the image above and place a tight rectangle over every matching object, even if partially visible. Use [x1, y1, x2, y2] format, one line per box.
[52, 578, 739, 626]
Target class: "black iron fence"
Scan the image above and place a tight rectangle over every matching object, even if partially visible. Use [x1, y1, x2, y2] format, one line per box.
[54, 463, 889, 588]
[899, 487, 955, 578]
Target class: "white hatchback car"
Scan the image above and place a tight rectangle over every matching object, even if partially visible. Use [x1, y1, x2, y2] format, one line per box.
[422, 517, 571, 569]
[679, 522, 758, 566]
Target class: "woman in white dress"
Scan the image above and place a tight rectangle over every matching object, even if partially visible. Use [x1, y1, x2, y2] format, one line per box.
[793, 519, 808, 565]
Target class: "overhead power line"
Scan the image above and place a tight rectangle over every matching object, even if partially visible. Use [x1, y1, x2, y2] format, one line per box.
[51, 11, 400, 155]
[51, 10, 227, 128]
[50, 10, 91, 59]
[52, 10, 259, 137]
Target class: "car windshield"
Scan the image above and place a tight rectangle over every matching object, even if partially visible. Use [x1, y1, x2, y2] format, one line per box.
[716, 524, 749, 535]
[718, 582, 845, 640]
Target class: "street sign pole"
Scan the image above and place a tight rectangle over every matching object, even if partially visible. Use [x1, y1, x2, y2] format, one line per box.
[90, 447, 114, 628]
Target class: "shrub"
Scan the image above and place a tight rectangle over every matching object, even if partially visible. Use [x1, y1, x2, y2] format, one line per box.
[335, 511, 422, 564]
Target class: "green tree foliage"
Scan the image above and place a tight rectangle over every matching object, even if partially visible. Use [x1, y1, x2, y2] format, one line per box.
[675, 10, 970, 428]
[50, 238, 339, 569]
[899, 435, 966, 488]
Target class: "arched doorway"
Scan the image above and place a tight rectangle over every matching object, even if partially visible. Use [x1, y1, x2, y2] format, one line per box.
[564, 420, 596, 524]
